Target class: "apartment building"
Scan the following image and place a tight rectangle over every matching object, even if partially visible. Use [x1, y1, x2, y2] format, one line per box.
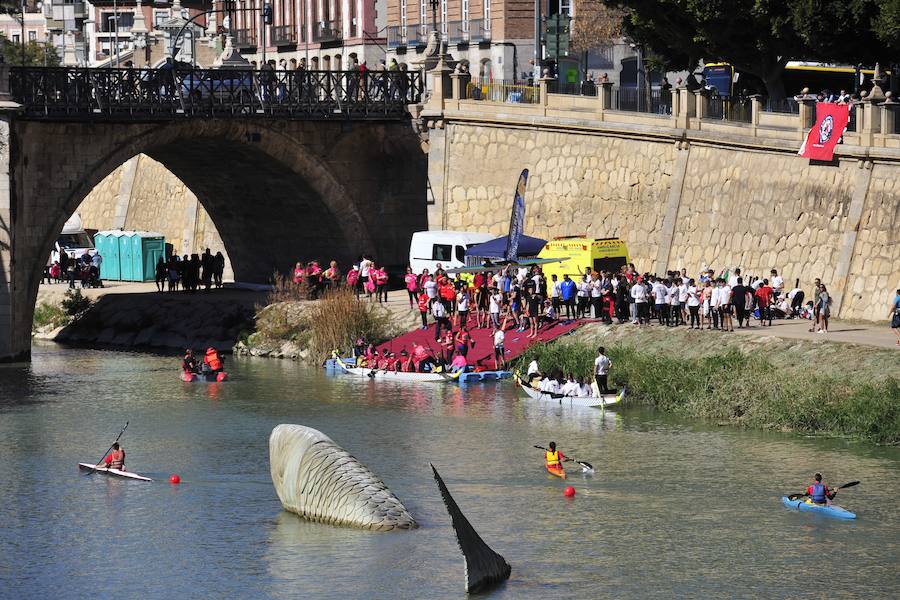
[383, 0, 641, 85]
[231, 0, 387, 70]
[385, 0, 537, 80]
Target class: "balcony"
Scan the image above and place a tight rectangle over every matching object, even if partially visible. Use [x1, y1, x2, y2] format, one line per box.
[386, 25, 407, 49]
[447, 21, 468, 44]
[271, 24, 297, 46]
[313, 20, 342, 43]
[469, 18, 490, 43]
[233, 28, 257, 49]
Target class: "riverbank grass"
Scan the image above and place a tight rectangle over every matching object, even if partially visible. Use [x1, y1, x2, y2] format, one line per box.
[514, 327, 900, 445]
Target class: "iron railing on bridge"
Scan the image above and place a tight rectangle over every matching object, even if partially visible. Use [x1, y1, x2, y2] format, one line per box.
[9, 67, 424, 120]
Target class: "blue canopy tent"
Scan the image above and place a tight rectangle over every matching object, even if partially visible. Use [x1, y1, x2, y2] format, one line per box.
[464, 235, 547, 259]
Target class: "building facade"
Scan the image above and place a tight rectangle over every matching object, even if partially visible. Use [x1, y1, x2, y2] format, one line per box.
[0, 6, 50, 53]
[383, 0, 641, 84]
[230, 0, 387, 70]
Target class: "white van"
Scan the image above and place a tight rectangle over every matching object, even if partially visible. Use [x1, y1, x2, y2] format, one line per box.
[50, 213, 95, 263]
[408, 230, 494, 274]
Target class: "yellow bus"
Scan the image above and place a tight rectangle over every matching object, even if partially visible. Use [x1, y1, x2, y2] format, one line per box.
[537, 237, 630, 281]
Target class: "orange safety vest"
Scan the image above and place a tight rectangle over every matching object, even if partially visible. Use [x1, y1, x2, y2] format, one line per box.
[205, 349, 222, 371]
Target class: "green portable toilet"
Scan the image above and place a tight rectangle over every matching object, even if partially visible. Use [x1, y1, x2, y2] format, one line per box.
[93, 231, 122, 281]
[118, 232, 135, 281]
[130, 232, 165, 281]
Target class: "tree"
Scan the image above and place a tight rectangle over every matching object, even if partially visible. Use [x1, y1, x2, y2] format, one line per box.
[570, 2, 628, 53]
[607, 0, 891, 100]
[0, 36, 61, 66]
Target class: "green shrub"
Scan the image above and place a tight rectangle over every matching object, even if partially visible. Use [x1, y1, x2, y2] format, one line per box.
[32, 302, 70, 330]
[61, 289, 91, 317]
[513, 337, 900, 445]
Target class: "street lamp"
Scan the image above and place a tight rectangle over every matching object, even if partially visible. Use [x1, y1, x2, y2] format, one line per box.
[107, 16, 120, 67]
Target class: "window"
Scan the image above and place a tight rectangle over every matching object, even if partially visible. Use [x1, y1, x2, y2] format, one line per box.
[420, 0, 427, 34]
[12, 34, 19, 44]
[560, 0, 572, 16]
[440, 0, 447, 36]
[483, 0, 490, 30]
[154, 10, 167, 27]
[400, 0, 407, 36]
[454, 245, 466, 263]
[462, 0, 469, 31]
[432, 244, 452, 261]
[28, 31, 36, 42]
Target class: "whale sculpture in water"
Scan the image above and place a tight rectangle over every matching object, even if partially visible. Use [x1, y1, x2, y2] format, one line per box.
[269, 424, 417, 531]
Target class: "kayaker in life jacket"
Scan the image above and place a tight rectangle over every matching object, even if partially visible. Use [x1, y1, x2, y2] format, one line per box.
[182, 348, 199, 373]
[103, 442, 126, 470]
[204, 347, 224, 373]
[545, 441, 566, 472]
[806, 473, 836, 505]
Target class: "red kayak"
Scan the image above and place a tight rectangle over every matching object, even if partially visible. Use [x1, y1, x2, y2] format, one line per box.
[181, 370, 228, 382]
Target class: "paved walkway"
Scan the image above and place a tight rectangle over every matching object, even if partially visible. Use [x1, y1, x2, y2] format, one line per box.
[37, 283, 898, 350]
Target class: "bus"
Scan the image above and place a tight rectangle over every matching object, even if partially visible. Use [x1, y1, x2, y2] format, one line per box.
[701, 61, 891, 99]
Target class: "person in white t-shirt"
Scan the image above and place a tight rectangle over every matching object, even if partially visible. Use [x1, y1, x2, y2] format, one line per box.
[488, 288, 502, 329]
[561, 376, 580, 397]
[652, 278, 669, 325]
[770, 269, 784, 300]
[492, 327, 506, 370]
[631, 277, 649, 325]
[678, 279, 689, 326]
[667, 281, 680, 326]
[526, 359, 541, 381]
[593, 346, 612, 394]
[686, 279, 700, 328]
[719, 281, 733, 331]
[710, 280, 723, 329]
[728, 268, 741, 288]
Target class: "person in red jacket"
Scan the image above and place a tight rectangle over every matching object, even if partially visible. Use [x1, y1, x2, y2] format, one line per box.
[417, 291, 430, 330]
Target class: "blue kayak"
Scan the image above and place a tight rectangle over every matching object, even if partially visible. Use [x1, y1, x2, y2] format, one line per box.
[781, 496, 856, 520]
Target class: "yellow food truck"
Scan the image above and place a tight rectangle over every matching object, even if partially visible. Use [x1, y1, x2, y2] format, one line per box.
[537, 237, 630, 281]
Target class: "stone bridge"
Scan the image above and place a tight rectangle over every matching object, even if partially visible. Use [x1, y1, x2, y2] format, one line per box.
[0, 68, 427, 362]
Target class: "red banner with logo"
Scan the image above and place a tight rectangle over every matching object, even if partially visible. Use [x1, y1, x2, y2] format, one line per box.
[799, 103, 851, 161]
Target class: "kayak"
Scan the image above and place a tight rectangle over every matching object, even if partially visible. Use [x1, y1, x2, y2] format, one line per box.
[516, 374, 624, 409]
[546, 464, 566, 479]
[781, 496, 856, 520]
[78, 463, 153, 482]
[335, 356, 461, 383]
[181, 370, 228, 382]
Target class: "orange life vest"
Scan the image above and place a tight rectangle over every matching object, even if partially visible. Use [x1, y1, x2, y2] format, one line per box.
[205, 348, 223, 371]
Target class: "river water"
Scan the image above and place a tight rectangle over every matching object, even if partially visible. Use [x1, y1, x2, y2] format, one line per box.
[1, 345, 898, 599]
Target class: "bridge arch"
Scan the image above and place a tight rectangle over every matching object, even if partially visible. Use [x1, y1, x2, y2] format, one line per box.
[5, 117, 426, 360]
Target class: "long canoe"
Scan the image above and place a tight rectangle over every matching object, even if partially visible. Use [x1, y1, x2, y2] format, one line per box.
[336, 356, 461, 383]
[78, 463, 153, 482]
[516, 374, 624, 409]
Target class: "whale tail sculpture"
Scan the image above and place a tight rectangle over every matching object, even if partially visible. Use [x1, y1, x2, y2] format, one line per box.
[431, 464, 511, 593]
[269, 424, 417, 531]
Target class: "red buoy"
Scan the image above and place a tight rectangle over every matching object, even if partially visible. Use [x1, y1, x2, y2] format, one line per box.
[169, 474, 181, 484]
[564, 486, 576, 498]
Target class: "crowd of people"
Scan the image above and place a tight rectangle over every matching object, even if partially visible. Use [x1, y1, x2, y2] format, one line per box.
[44, 250, 104, 289]
[155, 249, 226, 293]
[306, 256, 846, 374]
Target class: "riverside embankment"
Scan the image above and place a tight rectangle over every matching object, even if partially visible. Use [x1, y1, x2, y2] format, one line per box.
[32, 282, 261, 352]
[517, 323, 900, 444]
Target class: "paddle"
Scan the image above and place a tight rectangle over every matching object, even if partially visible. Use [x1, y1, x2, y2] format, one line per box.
[84, 421, 129, 476]
[533, 445, 594, 471]
[787, 480, 859, 501]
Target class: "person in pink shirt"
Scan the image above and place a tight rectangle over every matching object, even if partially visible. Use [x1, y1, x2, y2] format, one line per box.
[292, 262, 305, 285]
[404, 266, 419, 308]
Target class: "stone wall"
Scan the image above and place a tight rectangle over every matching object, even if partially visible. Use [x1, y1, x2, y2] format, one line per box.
[443, 124, 675, 273]
[438, 121, 900, 322]
[78, 154, 233, 279]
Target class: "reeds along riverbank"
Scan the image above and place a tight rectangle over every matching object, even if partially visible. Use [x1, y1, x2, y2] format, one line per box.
[514, 325, 900, 445]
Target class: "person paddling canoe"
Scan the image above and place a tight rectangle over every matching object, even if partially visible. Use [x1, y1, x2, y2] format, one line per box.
[101, 442, 125, 471]
[545, 441, 566, 479]
[805, 473, 837, 505]
[182, 348, 199, 374]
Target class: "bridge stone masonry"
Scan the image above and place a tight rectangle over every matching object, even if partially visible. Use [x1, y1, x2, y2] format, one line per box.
[0, 66, 427, 362]
[418, 62, 900, 325]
